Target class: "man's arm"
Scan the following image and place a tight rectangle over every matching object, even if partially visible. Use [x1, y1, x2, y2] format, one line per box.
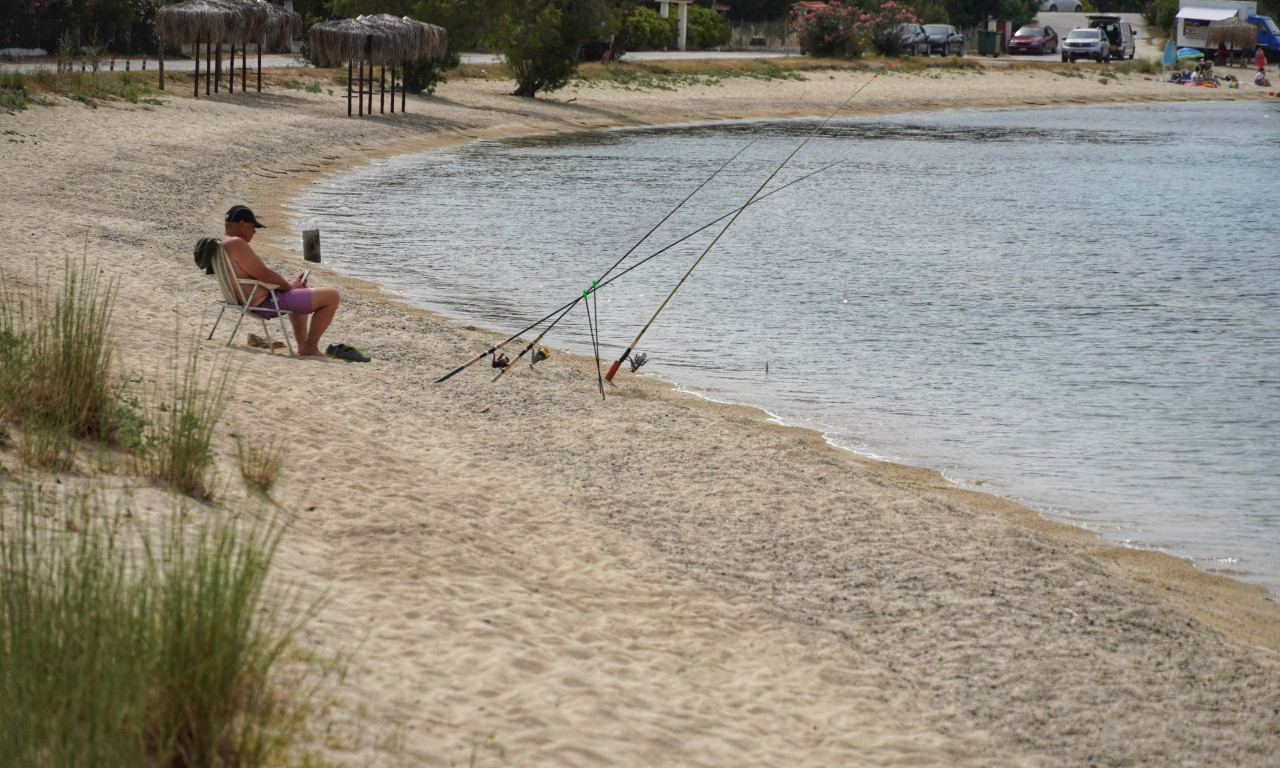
[223, 236, 301, 290]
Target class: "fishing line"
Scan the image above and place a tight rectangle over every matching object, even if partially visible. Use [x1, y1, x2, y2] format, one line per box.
[604, 57, 907, 383]
[444, 161, 838, 385]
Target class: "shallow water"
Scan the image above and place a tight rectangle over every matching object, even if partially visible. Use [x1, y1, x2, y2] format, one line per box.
[290, 101, 1280, 595]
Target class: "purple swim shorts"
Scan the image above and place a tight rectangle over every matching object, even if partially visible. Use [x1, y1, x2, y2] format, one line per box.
[250, 288, 313, 318]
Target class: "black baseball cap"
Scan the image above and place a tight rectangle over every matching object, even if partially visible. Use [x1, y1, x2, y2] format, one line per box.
[225, 205, 265, 228]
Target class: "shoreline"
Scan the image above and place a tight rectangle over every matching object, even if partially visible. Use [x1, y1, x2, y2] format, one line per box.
[4, 62, 1280, 765]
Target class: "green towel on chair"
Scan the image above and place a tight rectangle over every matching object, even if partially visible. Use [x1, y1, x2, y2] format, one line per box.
[193, 236, 220, 275]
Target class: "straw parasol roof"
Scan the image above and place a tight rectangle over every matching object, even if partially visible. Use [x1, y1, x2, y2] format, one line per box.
[308, 14, 448, 67]
[1206, 16, 1256, 50]
[257, 0, 302, 48]
[155, 0, 268, 45]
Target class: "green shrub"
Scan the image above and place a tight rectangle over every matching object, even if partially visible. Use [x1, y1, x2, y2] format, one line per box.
[683, 3, 731, 49]
[402, 52, 460, 95]
[616, 6, 674, 53]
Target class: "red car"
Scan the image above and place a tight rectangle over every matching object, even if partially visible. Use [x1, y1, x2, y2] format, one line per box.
[1007, 25, 1059, 55]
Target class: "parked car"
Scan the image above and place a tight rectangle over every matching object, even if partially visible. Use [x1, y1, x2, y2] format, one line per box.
[923, 24, 965, 56]
[1007, 25, 1059, 54]
[1087, 14, 1135, 60]
[1040, 0, 1083, 10]
[1061, 27, 1110, 62]
[896, 23, 930, 56]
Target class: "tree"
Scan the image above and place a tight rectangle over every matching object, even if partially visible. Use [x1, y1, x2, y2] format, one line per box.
[492, 0, 618, 97]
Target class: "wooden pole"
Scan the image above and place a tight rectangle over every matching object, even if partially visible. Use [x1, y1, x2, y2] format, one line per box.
[242, 43, 247, 91]
[390, 64, 395, 113]
[379, 65, 385, 114]
[213, 40, 220, 93]
[228, 42, 234, 93]
[347, 60, 353, 116]
[158, 36, 165, 90]
[256, 42, 261, 92]
[302, 230, 321, 263]
[357, 58, 364, 116]
[401, 68, 406, 112]
[194, 39, 200, 97]
[205, 39, 211, 95]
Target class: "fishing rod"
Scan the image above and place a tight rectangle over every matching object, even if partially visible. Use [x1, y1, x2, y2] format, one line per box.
[487, 140, 759, 385]
[484, 162, 838, 384]
[603, 57, 907, 383]
[436, 158, 838, 384]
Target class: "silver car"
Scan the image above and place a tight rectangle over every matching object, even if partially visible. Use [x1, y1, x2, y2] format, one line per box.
[1041, 0, 1083, 10]
[1061, 28, 1111, 62]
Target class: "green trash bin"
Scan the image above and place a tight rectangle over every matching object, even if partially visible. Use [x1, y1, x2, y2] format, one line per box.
[978, 29, 1000, 57]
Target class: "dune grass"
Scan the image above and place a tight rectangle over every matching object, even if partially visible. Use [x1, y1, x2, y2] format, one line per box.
[0, 258, 118, 470]
[144, 338, 234, 500]
[237, 434, 289, 500]
[0, 485, 315, 768]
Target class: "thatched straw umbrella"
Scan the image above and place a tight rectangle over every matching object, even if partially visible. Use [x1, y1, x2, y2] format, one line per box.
[242, 1, 302, 92]
[309, 15, 447, 116]
[1206, 17, 1257, 66]
[156, 0, 295, 96]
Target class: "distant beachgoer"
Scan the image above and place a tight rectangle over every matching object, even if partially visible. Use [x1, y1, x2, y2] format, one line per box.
[1256, 45, 1267, 72]
[1255, 69, 1271, 86]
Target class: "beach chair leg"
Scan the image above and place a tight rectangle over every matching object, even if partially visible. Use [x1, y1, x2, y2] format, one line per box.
[277, 311, 295, 356]
[229, 303, 253, 347]
[208, 305, 228, 341]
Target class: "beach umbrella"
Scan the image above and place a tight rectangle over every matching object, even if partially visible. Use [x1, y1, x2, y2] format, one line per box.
[155, 0, 270, 96]
[309, 15, 448, 116]
[1162, 39, 1175, 69]
[1206, 16, 1256, 63]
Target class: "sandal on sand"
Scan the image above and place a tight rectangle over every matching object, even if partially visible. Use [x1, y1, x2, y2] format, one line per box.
[248, 332, 285, 350]
[325, 343, 371, 362]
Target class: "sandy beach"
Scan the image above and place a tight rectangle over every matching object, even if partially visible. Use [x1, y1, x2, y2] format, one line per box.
[3, 60, 1280, 766]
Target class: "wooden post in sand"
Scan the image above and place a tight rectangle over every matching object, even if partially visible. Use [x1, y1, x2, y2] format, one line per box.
[303, 230, 321, 263]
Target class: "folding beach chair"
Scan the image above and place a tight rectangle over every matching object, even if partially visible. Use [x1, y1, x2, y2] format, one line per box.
[207, 243, 295, 355]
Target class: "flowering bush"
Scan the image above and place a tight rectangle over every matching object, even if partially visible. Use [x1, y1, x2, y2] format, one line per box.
[790, 1, 867, 58]
[867, 2, 922, 56]
[791, 1, 922, 59]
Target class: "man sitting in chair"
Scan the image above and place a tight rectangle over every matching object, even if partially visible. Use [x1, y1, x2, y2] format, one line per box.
[221, 205, 341, 358]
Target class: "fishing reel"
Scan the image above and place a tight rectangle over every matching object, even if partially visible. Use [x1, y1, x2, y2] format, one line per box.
[628, 351, 648, 373]
[530, 346, 550, 365]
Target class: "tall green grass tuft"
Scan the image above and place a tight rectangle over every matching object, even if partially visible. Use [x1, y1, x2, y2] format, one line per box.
[145, 341, 233, 499]
[0, 484, 316, 768]
[0, 258, 118, 468]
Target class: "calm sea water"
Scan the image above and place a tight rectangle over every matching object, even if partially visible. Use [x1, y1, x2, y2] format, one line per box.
[289, 101, 1280, 595]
